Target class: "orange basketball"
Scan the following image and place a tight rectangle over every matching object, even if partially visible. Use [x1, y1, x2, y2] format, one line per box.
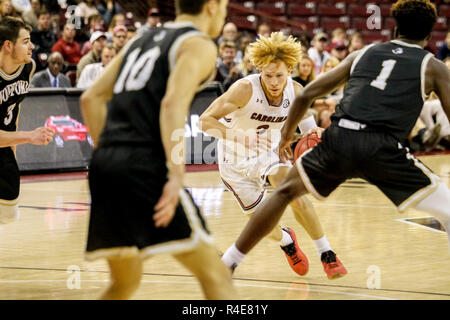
[294, 133, 322, 160]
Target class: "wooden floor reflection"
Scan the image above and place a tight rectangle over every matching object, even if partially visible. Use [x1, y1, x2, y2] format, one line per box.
[0, 155, 449, 300]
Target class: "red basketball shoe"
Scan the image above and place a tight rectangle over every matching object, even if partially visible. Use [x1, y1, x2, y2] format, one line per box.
[280, 228, 309, 276]
[321, 250, 347, 280]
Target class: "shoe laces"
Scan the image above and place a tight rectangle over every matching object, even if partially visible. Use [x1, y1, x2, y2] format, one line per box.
[321, 251, 338, 267]
[282, 243, 302, 264]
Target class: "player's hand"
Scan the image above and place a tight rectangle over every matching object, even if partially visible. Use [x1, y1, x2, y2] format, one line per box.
[29, 127, 55, 145]
[305, 127, 325, 139]
[278, 135, 293, 163]
[153, 176, 182, 228]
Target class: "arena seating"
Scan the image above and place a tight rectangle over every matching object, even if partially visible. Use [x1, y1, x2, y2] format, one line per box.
[226, 0, 449, 53]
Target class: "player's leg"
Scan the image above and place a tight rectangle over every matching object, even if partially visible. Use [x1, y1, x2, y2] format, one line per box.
[236, 166, 308, 254]
[414, 182, 450, 253]
[222, 126, 349, 276]
[100, 255, 143, 300]
[221, 160, 310, 275]
[268, 166, 325, 240]
[220, 166, 283, 242]
[173, 240, 238, 300]
[0, 148, 21, 225]
[267, 166, 346, 279]
[363, 135, 450, 254]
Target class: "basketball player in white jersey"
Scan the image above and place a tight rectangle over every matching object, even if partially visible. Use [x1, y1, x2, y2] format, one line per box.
[200, 32, 347, 279]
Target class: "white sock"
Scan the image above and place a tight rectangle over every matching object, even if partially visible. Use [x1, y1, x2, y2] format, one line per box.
[414, 182, 450, 254]
[313, 235, 332, 256]
[279, 229, 294, 247]
[221, 243, 246, 268]
[298, 115, 318, 135]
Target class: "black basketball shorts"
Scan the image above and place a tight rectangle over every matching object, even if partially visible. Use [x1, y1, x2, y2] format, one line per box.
[85, 146, 212, 261]
[295, 124, 440, 212]
[0, 147, 20, 202]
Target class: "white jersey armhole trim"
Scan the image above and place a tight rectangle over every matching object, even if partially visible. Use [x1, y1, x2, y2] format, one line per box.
[420, 53, 434, 102]
[350, 44, 375, 75]
[168, 31, 207, 72]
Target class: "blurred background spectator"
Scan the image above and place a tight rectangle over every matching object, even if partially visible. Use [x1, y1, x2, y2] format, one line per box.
[51, 23, 82, 66]
[97, 0, 121, 26]
[311, 56, 343, 128]
[137, 7, 160, 35]
[75, 0, 99, 25]
[308, 32, 330, 75]
[218, 22, 238, 45]
[112, 24, 126, 52]
[0, 0, 19, 18]
[21, 0, 41, 29]
[437, 31, 450, 61]
[257, 22, 271, 38]
[76, 30, 106, 80]
[216, 40, 243, 92]
[31, 52, 71, 88]
[31, 9, 57, 72]
[329, 40, 348, 61]
[77, 44, 116, 89]
[292, 55, 315, 87]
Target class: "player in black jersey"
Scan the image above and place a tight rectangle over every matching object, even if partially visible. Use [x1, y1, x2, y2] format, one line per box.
[80, 0, 237, 299]
[222, 0, 450, 270]
[0, 17, 54, 225]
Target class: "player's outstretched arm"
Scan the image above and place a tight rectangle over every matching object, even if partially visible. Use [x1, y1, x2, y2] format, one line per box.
[0, 127, 54, 148]
[154, 36, 217, 228]
[80, 50, 125, 147]
[279, 51, 358, 162]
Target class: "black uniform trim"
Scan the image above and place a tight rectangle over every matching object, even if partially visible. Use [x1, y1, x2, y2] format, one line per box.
[295, 124, 438, 211]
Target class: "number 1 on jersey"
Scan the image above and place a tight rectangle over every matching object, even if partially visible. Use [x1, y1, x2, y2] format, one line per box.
[370, 59, 397, 90]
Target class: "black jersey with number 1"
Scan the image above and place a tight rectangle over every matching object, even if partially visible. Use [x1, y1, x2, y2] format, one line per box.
[332, 40, 433, 142]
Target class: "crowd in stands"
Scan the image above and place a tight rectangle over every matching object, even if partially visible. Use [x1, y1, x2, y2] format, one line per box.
[212, 19, 450, 152]
[0, 0, 447, 152]
[0, 0, 146, 88]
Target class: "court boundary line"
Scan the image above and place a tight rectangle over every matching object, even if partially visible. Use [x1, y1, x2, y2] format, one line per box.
[0, 265, 449, 298]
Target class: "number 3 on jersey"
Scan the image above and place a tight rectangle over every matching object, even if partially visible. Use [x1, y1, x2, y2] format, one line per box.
[370, 59, 397, 90]
[114, 46, 161, 94]
[4, 103, 16, 126]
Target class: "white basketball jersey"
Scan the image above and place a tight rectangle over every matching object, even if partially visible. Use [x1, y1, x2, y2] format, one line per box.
[218, 73, 296, 163]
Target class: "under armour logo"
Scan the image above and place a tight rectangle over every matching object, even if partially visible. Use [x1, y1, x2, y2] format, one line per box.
[256, 98, 263, 104]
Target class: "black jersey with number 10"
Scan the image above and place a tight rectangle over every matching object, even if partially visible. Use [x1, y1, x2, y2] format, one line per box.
[98, 22, 207, 161]
[332, 40, 433, 141]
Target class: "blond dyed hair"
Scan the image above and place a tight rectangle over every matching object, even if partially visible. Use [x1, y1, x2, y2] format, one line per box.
[248, 32, 302, 70]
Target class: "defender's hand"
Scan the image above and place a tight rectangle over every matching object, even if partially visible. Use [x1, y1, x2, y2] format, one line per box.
[153, 176, 182, 228]
[279, 136, 293, 163]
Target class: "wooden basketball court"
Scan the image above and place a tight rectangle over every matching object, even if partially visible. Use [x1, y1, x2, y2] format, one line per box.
[0, 154, 449, 300]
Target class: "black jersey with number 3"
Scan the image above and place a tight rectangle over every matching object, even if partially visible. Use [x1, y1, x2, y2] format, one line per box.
[332, 40, 433, 141]
[0, 61, 35, 132]
[98, 22, 209, 159]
